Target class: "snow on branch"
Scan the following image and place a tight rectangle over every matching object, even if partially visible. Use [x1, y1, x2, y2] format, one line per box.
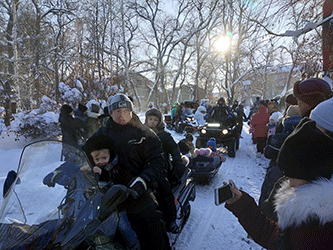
[250, 12, 333, 38]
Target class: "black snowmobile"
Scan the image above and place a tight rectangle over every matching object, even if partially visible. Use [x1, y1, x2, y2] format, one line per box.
[0, 140, 195, 250]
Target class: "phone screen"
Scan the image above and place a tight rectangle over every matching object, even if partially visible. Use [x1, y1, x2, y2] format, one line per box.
[215, 184, 234, 205]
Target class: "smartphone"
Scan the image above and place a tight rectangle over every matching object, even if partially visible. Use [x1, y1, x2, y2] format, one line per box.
[214, 182, 235, 206]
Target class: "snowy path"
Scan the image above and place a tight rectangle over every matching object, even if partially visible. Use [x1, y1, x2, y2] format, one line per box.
[0, 122, 270, 250]
[173, 124, 268, 250]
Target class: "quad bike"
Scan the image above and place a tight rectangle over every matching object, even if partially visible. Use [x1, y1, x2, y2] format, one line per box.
[196, 116, 239, 157]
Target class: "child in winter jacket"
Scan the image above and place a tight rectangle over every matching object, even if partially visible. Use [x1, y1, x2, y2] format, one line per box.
[206, 138, 226, 163]
[267, 112, 280, 138]
[144, 108, 186, 233]
[84, 135, 140, 250]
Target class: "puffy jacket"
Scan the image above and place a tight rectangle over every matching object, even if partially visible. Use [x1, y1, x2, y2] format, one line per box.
[94, 113, 165, 191]
[226, 177, 333, 250]
[251, 106, 270, 138]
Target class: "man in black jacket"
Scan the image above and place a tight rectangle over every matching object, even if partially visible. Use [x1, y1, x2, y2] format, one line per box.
[94, 93, 171, 250]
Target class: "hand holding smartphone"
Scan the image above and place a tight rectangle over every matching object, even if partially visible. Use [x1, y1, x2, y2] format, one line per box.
[214, 181, 235, 206]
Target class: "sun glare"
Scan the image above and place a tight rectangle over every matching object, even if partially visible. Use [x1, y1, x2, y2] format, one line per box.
[215, 36, 231, 52]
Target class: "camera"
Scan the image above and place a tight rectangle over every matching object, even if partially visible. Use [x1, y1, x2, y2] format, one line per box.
[214, 181, 235, 205]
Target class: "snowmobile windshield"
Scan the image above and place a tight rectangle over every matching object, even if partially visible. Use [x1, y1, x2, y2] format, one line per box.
[0, 140, 96, 226]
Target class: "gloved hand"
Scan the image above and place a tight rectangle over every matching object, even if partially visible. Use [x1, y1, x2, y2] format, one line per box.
[43, 171, 60, 187]
[128, 176, 147, 199]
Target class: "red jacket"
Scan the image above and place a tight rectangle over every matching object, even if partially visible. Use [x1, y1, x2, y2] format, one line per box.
[225, 178, 333, 249]
[250, 106, 270, 138]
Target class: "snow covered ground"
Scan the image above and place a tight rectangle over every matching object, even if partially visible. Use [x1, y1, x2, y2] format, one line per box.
[0, 113, 268, 250]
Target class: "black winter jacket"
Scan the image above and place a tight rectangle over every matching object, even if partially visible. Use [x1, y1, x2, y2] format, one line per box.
[94, 113, 165, 191]
[59, 113, 82, 146]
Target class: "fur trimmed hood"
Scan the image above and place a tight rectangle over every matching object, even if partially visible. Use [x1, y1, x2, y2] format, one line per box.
[275, 177, 333, 230]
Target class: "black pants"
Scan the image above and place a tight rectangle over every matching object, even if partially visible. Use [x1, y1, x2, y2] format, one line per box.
[155, 177, 177, 223]
[128, 205, 171, 250]
[256, 137, 267, 153]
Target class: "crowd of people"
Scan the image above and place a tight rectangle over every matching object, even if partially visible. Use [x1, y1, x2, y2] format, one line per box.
[57, 76, 333, 249]
[224, 78, 333, 250]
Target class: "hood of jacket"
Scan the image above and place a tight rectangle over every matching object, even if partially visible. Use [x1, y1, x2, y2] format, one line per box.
[275, 177, 333, 230]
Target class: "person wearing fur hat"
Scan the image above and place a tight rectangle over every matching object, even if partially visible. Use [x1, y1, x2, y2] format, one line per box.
[144, 108, 186, 233]
[224, 117, 333, 249]
[93, 94, 171, 250]
[293, 77, 332, 117]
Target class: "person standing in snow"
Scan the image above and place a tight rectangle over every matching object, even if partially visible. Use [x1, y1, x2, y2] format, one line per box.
[224, 109, 333, 249]
[59, 104, 83, 159]
[250, 105, 270, 155]
[86, 103, 101, 139]
[73, 103, 88, 144]
[194, 105, 207, 126]
[93, 93, 171, 250]
[261, 78, 333, 221]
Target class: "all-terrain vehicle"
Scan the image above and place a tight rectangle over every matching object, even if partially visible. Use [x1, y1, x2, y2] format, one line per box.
[195, 115, 239, 157]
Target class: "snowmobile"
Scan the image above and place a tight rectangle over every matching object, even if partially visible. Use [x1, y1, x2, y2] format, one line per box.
[0, 140, 195, 249]
[187, 155, 222, 184]
[176, 114, 198, 134]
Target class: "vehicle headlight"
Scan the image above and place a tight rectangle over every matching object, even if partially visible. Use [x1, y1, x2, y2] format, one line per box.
[222, 129, 228, 135]
[201, 129, 207, 134]
[207, 123, 220, 128]
[187, 117, 191, 122]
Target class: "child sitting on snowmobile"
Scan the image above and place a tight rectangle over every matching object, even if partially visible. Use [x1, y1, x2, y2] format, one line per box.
[144, 108, 187, 233]
[83, 135, 141, 250]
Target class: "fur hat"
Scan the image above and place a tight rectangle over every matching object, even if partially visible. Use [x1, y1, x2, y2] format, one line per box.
[144, 108, 164, 132]
[293, 78, 332, 108]
[277, 118, 333, 182]
[286, 105, 300, 116]
[206, 138, 217, 152]
[60, 104, 73, 115]
[285, 94, 298, 106]
[78, 103, 88, 113]
[108, 94, 133, 114]
[310, 97, 333, 133]
[84, 135, 117, 165]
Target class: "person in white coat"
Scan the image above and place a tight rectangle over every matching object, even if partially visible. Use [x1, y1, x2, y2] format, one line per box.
[194, 106, 207, 126]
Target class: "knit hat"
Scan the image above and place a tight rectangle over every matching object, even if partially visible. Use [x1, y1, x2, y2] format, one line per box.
[269, 112, 280, 123]
[310, 97, 333, 132]
[293, 78, 332, 108]
[277, 118, 333, 182]
[60, 104, 73, 115]
[108, 94, 133, 114]
[194, 148, 212, 156]
[206, 138, 217, 152]
[78, 103, 88, 113]
[286, 105, 300, 116]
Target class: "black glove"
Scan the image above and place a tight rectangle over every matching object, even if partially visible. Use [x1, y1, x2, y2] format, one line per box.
[43, 171, 60, 187]
[128, 177, 147, 199]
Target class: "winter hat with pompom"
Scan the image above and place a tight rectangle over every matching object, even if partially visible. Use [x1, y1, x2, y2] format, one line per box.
[194, 148, 212, 156]
[206, 138, 217, 152]
[310, 97, 333, 133]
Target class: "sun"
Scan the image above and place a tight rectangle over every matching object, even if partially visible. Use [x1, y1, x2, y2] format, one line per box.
[215, 36, 231, 52]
